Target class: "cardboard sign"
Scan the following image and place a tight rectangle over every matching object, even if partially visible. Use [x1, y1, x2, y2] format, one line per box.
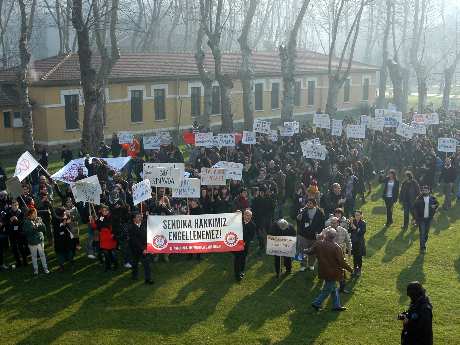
[266, 235, 297, 258]
[269, 129, 278, 142]
[6, 177, 22, 199]
[382, 110, 402, 127]
[217, 133, 236, 147]
[331, 119, 343, 136]
[195, 132, 214, 147]
[200, 168, 226, 186]
[413, 114, 426, 124]
[300, 142, 327, 160]
[437, 138, 458, 153]
[213, 161, 244, 181]
[132, 179, 152, 205]
[284, 121, 300, 134]
[396, 123, 414, 139]
[346, 124, 366, 139]
[313, 114, 331, 129]
[144, 167, 182, 188]
[143, 136, 161, 150]
[367, 117, 384, 131]
[410, 122, 426, 135]
[172, 178, 201, 198]
[118, 131, 134, 144]
[424, 113, 439, 125]
[158, 131, 172, 145]
[360, 115, 369, 126]
[253, 119, 271, 134]
[70, 175, 102, 205]
[242, 131, 256, 145]
[279, 125, 295, 137]
[14, 151, 40, 182]
[144, 163, 185, 179]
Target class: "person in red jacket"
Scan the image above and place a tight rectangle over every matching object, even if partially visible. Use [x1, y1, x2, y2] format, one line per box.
[90, 205, 118, 271]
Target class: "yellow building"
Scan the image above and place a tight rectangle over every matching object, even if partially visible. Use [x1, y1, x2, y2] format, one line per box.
[0, 51, 377, 147]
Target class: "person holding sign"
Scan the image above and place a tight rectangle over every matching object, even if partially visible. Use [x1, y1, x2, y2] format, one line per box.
[268, 218, 296, 278]
[128, 212, 153, 285]
[90, 205, 118, 272]
[233, 209, 256, 282]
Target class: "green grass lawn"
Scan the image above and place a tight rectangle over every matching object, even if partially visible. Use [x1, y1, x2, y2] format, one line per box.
[1, 182, 460, 344]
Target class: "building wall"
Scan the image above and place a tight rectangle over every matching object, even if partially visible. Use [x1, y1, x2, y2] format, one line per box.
[0, 71, 376, 146]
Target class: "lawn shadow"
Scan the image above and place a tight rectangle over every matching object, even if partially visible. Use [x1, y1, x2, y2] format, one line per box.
[432, 206, 460, 235]
[371, 206, 386, 215]
[366, 226, 389, 257]
[382, 227, 418, 263]
[396, 254, 425, 304]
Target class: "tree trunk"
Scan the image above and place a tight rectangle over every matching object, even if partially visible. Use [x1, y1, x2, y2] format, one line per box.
[325, 76, 341, 117]
[442, 57, 459, 112]
[387, 59, 404, 112]
[415, 67, 427, 114]
[194, 26, 211, 130]
[238, 0, 258, 131]
[377, 0, 391, 108]
[17, 0, 36, 152]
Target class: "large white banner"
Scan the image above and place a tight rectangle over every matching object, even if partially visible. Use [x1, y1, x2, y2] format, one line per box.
[300, 142, 327, 160]
[438, 138, 458, 153]
[172, 178, 201, 198]
[331, 119, 343, 136]
[14, 151, 40, 182]
[200, 168, 226, 186]
[132, 179, 152, 205]
[70, 175, 101, 205]
[253, 119, 271, 134]
[144, 167, 182, 188]
[396, 123, 414, 139]
[213, 161, 243, 181]
[313, 114, 331, 129]
[242, 131, 256, 145]
[144, 163, 185, 179]
[195, 132, 214, 147]
[147, 212, 244, 254]
[346, 124, 366, 139]
[143, 136, 161, 150]
[52, 157, 131, 184]
[266, 235, 297, 258]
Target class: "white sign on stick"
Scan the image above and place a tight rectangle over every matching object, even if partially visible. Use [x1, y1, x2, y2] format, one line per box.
[424, 113, 439, 125]
[367, 117, 384, 131]
[172, 178, 201, 198]
[242, 131, 256, 145]
[71, 175, 102, 205]
[313, 114, 331, 129]
[144, 167, 182, 188]
[253, 119, 271, 134]
[279, 125, 295, 137]
[269, 129, 278, 142]
[132, 179, 152, 205]
[143, 136, 161, 150]
[331, 120, 343, 136]
[213, 161, 243, 181]
[118, 131, 134, 144]
[200, 168, 226, 186]
[396, 123, 414, 139]
[300, 142, 327, 160]
[14, 151, 40, 182]
[266, 235, 297, 258]
[410, 123, 426, 135]
[346, 124, 366, 139]
[217, 133, 236, 147]
[360, 115, 369, 126]
[194, 132, 214, 147]
[437, 138, 458, 153]
[144, 163, 185, 179]
[284, 121, 300, 134]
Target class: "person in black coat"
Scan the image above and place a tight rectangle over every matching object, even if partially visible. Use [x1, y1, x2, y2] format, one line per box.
[381, 169, 400, 227]
[128, 212, 153, 284]
[400, 281, 433, 345]
[320, 183, 345, 218]
[439, 157, 457, 209]
[268, 218, 296, 277]
[52, 207, 74, 271]
[6, 200, 27, 267]
[349, 210, 366, 277]
[413, 186, 439, 253]
[233, 209, 256, 281]
[399, 171, 420, 230]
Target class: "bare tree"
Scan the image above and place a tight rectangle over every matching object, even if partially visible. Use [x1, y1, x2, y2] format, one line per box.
[43, 0, 71, 54]
[442, 53, 460, 112]
[194, 23, 212, 129]
[17, 0, 36, 152]
[0, 0, 15, 67]
[279, 0, 310, 122]
[238, 0, 258, 130]
[376, 0, 391, 108]
[72, 0, 120, 154]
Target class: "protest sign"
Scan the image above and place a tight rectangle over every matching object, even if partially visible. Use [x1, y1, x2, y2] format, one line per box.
[346, 124, 366, 139]
[375, 109, 385, 116]
[360, 115, 369, 126]
[52, 157, 131, 184]
[313, 114, 331, 129]
[279, 125, 295, 137]
[158, 131, 172, 145]
[382, 110, 402, 127]
[253, 119, 271, 134]
[284, 121, 300, 134]
[396, 123, 414, 139]
[217, 133, 236, 147]
[147, 212, 244, 254]
[144, 163, 185, 179]
[70, 175, 101, 205]
[200, 168, 226, 186]
[269, 129, 278, 142]
[213, 161, 244, 181]
[242, 131, 257, 145]
[300, 141, 327, 160]
[14, 151, 40, 182]
[132, 179, 152, 205]
[413, 114, 426, 124]
[118, 131, 134, 144]
[194, 132, 214, 147]
[424, 113, 439, 125]
[367, 117, 384, 131]
[144, 167, 182, 188]
[266, 235, 297, 258]
[437, 138, 458, 153]
[143, 136, 161, 150]
[331, 119, 343, 136]
[172, 178, 201, 198]
[410, 122, 427, 135]
[6, 177, 22, 199]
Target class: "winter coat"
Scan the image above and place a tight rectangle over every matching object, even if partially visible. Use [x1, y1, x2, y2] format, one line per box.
[308, 239, 352, 281]
[350, 219, 366, 256]
[91, 215, 117, 250]
[128, 221, 147, 256]
[401, 296, 433, 345]
[382, 177, 400, 203]
[297, 207, 325, 240]
[414, 195, 439, 221]
[52, 218, 73, 253]
[399, 179, 420, 206]
[24, 218, 45, 246]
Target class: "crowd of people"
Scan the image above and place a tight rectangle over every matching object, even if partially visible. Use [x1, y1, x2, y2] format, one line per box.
[0, 111, 458, 322]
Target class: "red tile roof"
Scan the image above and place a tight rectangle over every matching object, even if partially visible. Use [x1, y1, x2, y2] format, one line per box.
[0, 51, 377, 85]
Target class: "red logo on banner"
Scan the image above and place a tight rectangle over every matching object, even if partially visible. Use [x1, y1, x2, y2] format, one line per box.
[17, 159, 31, 174]
[224, 232, 239, 247]
[152, 235, 168, 249]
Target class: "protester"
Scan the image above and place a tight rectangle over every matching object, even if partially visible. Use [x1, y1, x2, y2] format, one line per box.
[439, 157, 457, 210]
[52, 207, 75, 272]
[399, 171, 420, 230]
[381, 169, 400, 227]
[414, 186, 439, 254]
[6, 200, 28, 267]
[24, 208, 50, 275]
[349, 210, 366, 277]
[128, 212, 153, 284]
[268, 218, 296, 278]
[91, 205, 118, 271]
[233, 209, 256, 281]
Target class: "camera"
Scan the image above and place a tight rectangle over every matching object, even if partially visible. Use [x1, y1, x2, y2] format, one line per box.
[397, 312, 408, 320]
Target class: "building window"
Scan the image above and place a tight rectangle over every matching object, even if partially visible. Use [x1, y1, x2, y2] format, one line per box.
[191, 86, 201, 117]
[64, 94, 79, 130]
[131, 89, 143, 122]
[307, 80, 315, 106]
[154, 89, 166, 120]
[344, 78, 351, 102]
[3, 111, 11, 128]
[211, 85, 221, 115]
[362, 78, 370, 101]
[13, 111, 22, 127]
[271, 82, 280, 109]
[294, 80, 301, 106]
[254, 83, 264, 111]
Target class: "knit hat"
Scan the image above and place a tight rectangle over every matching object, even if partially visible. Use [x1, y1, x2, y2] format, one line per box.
[277, 219, 289, 230]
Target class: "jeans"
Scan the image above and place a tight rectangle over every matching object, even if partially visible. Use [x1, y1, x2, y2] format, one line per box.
[103, 249, 117, 270]
[86, 225, 94, 256]
[384, 197, 394, 225]
[418, 218, 431, 250]
[274, 255, 292, 275]
[29, 243, 48, 273]
[344, 198, 355, 218]
[131, 253, 152, 281]
[402, 203, 415, 229]
[10, 237, 28, 266]
[312, 280, 341, 309]
[0, 235, 8, 266]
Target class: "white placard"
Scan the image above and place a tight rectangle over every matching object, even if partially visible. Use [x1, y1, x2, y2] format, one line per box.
[242, 131, 256, 145]
[144, 167, 182, 188]
[132, 179, 152, 205]
[346, 124, 366, 139]
[253, 119, 271, 134]
[410, 122, 426, 135]
[158, 131, 172, 145]
[367, 117, 384, 131]
[118, 131, 134, 144]
[70, 175, 101, 205]
[437, 138, 458, 153]
[172, 178, 201, 198]
[269, 129, 278, 142]
[266, 235, 297, 258]
[200, 168, 226, 186]
[14, 151, 40, 182]
[194, 132, 214, 147]
[143, 136, 161, 150]
[313, 114, 331, 129]
[413, 114, 426, 124]
[360, 115, 369, 126]
[383, 110, 402, 128]
[284, 121, 300, 134]
[144, 163, 185, 179]
[375, 109, 385, 116]
[217, 133, 236, 147]
[424, 113, 439, 125]
[213, 161, 243, 181]
[396, 123, 414, 139]
[279, 125, 295, 137]
[300, 142, 327, 160]
[331, 120, 343, 136]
